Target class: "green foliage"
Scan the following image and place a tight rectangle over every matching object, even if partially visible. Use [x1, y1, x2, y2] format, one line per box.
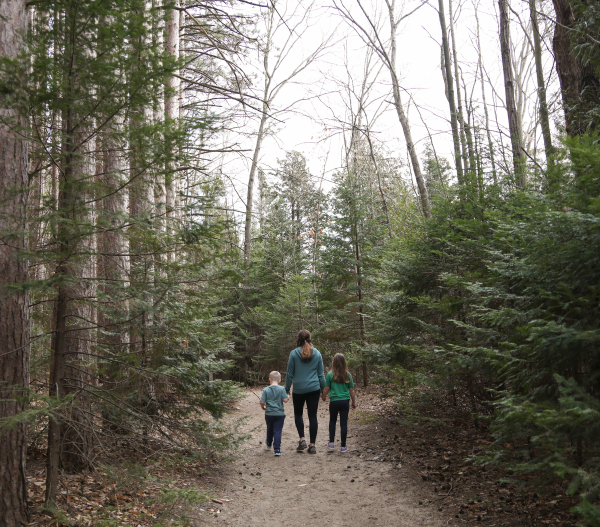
[377, 137, 600, 523]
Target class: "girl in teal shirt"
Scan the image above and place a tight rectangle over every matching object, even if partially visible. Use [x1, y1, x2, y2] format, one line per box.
[322, 353, 357, 453]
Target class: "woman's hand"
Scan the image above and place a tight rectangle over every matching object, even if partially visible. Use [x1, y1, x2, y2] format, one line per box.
[321, 393, 326, 402]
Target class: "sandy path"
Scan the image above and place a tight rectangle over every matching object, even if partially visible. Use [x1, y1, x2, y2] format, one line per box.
[196, 391, 447, 527]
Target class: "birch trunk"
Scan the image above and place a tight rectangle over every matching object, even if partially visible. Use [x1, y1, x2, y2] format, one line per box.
[499, 0, 526, 186]
[244, 17, 273, 264]
[529, 0, 554, 166]
[387, 0, 431, 217]
[437, 0, 464, 184]
[448, 0, 472, 177]
[0, 0, 30, 523]
[165, 0, 180, 222]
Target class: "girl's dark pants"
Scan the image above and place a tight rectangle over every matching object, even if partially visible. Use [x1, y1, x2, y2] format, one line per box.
[329, 399, 350, 447]
[292, 390, 320, 444]
[265, 415, 285, 450]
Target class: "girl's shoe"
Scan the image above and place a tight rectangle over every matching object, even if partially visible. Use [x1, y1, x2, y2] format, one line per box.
[327, 442, 335, 451]
[265, 442, 272, 449]
[341, 446, 349, 453]
[307, 445, 317, 454]
[297, 439, 308, 451]
[274, 449, 282, 456]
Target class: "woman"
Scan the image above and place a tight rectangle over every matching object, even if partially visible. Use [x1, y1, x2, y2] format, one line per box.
[284, 329, 325, 454]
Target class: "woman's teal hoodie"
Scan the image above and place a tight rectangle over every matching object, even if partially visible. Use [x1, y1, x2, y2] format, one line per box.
[284, 347, 326, 394]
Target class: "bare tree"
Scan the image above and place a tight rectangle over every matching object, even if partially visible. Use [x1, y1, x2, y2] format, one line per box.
[437, 0, 464, 184]
[529, 0, 553, 165]
[334, 0, 432, 217]
[0, 0, 30, 524]
[448, 0, 476, 178]
[243, 0, 331, 264]
[473, 0, 497, 183]
[499, 0, 526, 185]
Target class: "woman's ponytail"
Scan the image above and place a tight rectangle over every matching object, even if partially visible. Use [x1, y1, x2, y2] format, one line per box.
[297, 329, 313, 362]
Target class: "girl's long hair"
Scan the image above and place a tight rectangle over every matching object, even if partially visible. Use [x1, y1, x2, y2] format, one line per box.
[332, 353, 349, 383]
[297, 329, 313, 362]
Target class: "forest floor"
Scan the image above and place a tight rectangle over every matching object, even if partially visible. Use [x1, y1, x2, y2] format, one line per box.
[26, 386, 578, 527]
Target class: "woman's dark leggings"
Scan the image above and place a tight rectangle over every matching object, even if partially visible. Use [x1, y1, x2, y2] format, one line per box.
[329, 399, 350, 447]
[292, 390, 320, 444]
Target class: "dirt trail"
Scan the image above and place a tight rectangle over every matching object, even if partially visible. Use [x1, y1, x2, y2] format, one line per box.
[197, 390, 447, 527]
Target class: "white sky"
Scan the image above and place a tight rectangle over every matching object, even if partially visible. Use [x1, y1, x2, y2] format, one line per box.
[205, 0, 561, 217]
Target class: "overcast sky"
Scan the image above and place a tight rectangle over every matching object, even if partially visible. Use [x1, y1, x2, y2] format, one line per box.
[209, 0, 560, 214]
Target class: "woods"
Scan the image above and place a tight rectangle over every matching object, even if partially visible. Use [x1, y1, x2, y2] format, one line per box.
[1, 0, 600, 525]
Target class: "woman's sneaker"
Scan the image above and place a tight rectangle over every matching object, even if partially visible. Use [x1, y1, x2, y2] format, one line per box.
[274, 449, 282, 456]
[307, 445, 317, 454]
[341, 446, 349, 453]
[297, 439, 308, 451]
[327, 442, 335, 451]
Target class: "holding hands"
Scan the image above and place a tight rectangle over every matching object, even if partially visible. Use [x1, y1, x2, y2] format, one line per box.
[322, 385, 357, 409]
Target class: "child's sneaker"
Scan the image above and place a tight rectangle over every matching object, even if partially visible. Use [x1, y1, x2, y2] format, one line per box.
[265, 441, 272, 449]
[327, 442, 335, 451]
[341, 446, 349, 453]
[274, 449, 281, 456]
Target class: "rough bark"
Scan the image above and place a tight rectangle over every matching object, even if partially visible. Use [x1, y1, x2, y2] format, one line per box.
[97, 116, 129, 434]
[499, 0, 526, 186]
[551, 0, 600, 135]
[0, 1, 30, 524]
[437, 0, 464, 185]
[244, 6, 274, 264]
[46, 11, 96, 504]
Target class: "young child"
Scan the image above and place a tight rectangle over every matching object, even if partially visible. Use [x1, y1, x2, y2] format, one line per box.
[321, 354, 357, 453]
[260, 371, 289, 456]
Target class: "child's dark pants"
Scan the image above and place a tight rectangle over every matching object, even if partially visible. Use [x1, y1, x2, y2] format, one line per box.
[329, 399, 350, 447]
[292, 390, 320, 444]
[265, 415, 285, 450]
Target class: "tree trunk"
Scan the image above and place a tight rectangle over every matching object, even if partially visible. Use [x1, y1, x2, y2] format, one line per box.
[550, 0, 599, 135]
[0, 1, 30, 523]
[97, 114, 129, 435]
[165, 0, 180, 220]
[529, 0, 554, 167]
[499, 0, 526, 186]
[244, 107, 269, 263]
[46, 12, 97, 503]
[474, 4, 497, 184]
[448, 0, 473, 179]
[437, 0, 464, 185]
[387, 0, 431, 217]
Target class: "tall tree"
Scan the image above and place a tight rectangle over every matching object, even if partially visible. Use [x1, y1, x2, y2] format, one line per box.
[243, 0, 329, 264]
[437, 0, 464, 184]
[474, 0, 497, 183]
[334, 0, 432, 217]
[551, 0, 600, 135]
[448, 0, 476, 178]
[0, 0, 30, 524]
[499, 0, 526, 185]
[529, 0, 554, 167]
